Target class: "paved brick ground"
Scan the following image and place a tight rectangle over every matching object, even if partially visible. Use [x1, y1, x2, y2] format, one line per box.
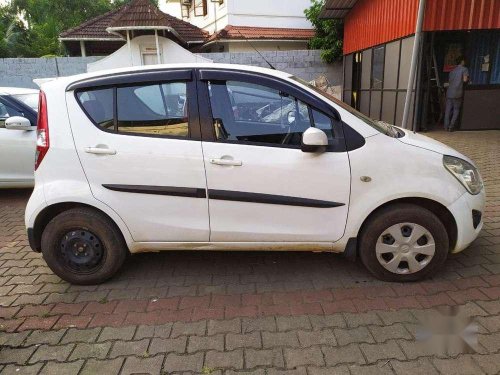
[0, 130, 499, 374]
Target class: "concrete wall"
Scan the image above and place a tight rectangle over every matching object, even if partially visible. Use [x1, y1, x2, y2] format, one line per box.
[0, 50, 342, 89]
[198, 50, 342, 83]
[0, 57, 101, 89]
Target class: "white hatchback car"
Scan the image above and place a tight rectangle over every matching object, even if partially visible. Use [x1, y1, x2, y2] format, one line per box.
[25, 64, 485, 284]
[0, 87, 39, 188]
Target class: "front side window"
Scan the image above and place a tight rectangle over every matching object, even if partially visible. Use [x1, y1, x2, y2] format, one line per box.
[76, 82, 189, 138]
[208, 80, 315, 146]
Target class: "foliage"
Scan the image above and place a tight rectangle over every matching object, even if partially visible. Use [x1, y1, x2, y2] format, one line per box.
[304, 0, 344, 63]
[0, 5, 34, 57]
[0, 0, 157, 57]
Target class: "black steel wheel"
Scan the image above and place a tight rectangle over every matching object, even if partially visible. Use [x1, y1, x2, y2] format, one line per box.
[59, 229, 105, 273]
[41, 207, 127, 285]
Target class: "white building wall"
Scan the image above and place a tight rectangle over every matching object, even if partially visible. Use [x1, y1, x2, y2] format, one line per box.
[87, 35, 212, 72]
[228, 0, 312, 29]
[163, 0, 312, 34]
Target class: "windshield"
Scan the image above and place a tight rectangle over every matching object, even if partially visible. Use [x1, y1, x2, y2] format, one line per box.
[290, 76, 401, 137]
[12, 93, 39, 111]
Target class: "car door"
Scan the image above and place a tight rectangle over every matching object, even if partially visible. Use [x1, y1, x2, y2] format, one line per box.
[197, 69, 351, 243]
[0, 97, 36, 185]
[67, 69, 210, 243]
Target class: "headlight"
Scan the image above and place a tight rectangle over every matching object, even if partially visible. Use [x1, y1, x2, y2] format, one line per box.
[443, 155, 483, 195]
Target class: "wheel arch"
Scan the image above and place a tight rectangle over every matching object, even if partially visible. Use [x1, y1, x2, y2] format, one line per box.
[356, 197, 458, 256]
[31, 202, 130, 253]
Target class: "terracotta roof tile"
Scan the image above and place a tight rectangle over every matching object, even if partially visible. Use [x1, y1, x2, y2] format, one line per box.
[207, 25, 316, 43]
[60, 0, 207, 43]
[60, 8, 123, 40]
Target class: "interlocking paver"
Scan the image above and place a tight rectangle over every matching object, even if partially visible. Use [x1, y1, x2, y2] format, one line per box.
[187, 333, 224, 352]
[284, 347, 324, 368]
[322, 344, 366, 366]
[38, 360, 84, 375]
[205, 349, 244, 370]
[163, 352, 203, 372]
[80, 358, 124, 375]
[0, 346, 37, 365]
[262, 331, 300, 348]
[121, 354, 164, 375]
[245, 348, 284, 368]
[334, 327, 375, 345]
[69, 342, 111, 360]
[109, 339, 150, 358]
[0, 363, 43, 375]
[226, 332, 262, 350]
[24, 329, 65, 346]
[98, 326, 135, 342]
[432, 355, 485, 374]
[297, 329, 337, 347]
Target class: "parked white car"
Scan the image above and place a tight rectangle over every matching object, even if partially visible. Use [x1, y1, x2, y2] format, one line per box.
[25, 64, 485, 284]
[0, 87, 39, 188]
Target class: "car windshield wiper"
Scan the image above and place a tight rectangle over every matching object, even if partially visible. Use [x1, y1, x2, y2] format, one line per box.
[376, 121, 399, 137]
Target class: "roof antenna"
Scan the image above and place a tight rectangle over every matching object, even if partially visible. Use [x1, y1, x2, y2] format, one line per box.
[235, 29, 276, 70]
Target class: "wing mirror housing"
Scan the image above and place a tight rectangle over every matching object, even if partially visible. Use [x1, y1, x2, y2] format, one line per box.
[287, 111, 296, 124]
[301, 127, 328, 153]
[5, 116, 34, 131]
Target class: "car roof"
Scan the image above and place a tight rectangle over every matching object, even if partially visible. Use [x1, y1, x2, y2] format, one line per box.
[0, 87, 39, 96]
[43, 63, 294, 91]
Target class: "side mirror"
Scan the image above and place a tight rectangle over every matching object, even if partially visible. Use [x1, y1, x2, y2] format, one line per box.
[5, 116, 34, 131]
[301, 127, 328, 153]
[287, 111, 296, 124]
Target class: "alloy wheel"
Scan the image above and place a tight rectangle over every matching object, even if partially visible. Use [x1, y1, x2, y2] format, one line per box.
[375, 222, 436, 274]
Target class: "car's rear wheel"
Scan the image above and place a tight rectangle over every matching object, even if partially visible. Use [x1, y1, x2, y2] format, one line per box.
[359, 203, 449, 282]
[41, 208, 127, 285]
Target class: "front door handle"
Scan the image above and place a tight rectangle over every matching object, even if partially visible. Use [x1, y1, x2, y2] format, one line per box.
[84, 146, 117, 155]
[209, 158, 242, 166]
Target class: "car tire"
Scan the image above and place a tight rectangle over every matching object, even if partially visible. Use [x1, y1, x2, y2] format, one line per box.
[41, 207, 127, 285]
[359, 203, 449, 282]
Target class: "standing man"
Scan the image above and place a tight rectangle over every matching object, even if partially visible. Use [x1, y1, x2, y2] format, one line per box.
[444, 56, 469, 132]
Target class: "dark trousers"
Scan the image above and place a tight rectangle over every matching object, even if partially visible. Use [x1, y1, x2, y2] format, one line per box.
[444, 98, 462, 129]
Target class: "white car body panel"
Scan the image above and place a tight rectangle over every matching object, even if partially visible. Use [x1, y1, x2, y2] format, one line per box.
[202, 141, 350, 242]
[25, 63, 485, 258]
[0, 87, 38, 188]
[65, 92, 210, 243]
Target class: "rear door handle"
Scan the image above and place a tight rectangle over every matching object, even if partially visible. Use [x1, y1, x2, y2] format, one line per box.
[209, 158, 242, 166]
[84, 146, 117, 155]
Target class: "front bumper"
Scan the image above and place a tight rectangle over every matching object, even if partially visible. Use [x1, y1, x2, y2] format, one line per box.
[447, 189, 486, 253]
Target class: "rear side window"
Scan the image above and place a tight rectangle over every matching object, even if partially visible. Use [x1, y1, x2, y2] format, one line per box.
[76, 82, 189, 138]
[77, 88, 114, 129]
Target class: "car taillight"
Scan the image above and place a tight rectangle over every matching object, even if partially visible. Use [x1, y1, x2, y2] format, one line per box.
[35, 91, 49, 170]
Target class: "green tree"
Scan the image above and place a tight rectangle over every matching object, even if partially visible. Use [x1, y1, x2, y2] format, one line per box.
[0, 4, 33, 57]
[10, 0, 121, 56]
[305, 0, 344, 63]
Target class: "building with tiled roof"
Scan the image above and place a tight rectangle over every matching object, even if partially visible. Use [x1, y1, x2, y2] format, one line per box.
[60, 0, 208, 56]
[61, 0, 316, 57]
[164, 0, 315, 52]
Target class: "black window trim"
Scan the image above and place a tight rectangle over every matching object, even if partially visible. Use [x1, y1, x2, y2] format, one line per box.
[196, 69, 347, 152]
[73, 70, 202, 141]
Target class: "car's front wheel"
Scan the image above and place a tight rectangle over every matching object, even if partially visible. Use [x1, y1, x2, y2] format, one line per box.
[41, 207, 127, 285]
[359, 203, 449, 282]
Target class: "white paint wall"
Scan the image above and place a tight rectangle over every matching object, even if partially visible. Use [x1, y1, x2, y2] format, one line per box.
[225, 41, 309, 52]
[87, 35, 212, 72]
[162, 0, 312, 34]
